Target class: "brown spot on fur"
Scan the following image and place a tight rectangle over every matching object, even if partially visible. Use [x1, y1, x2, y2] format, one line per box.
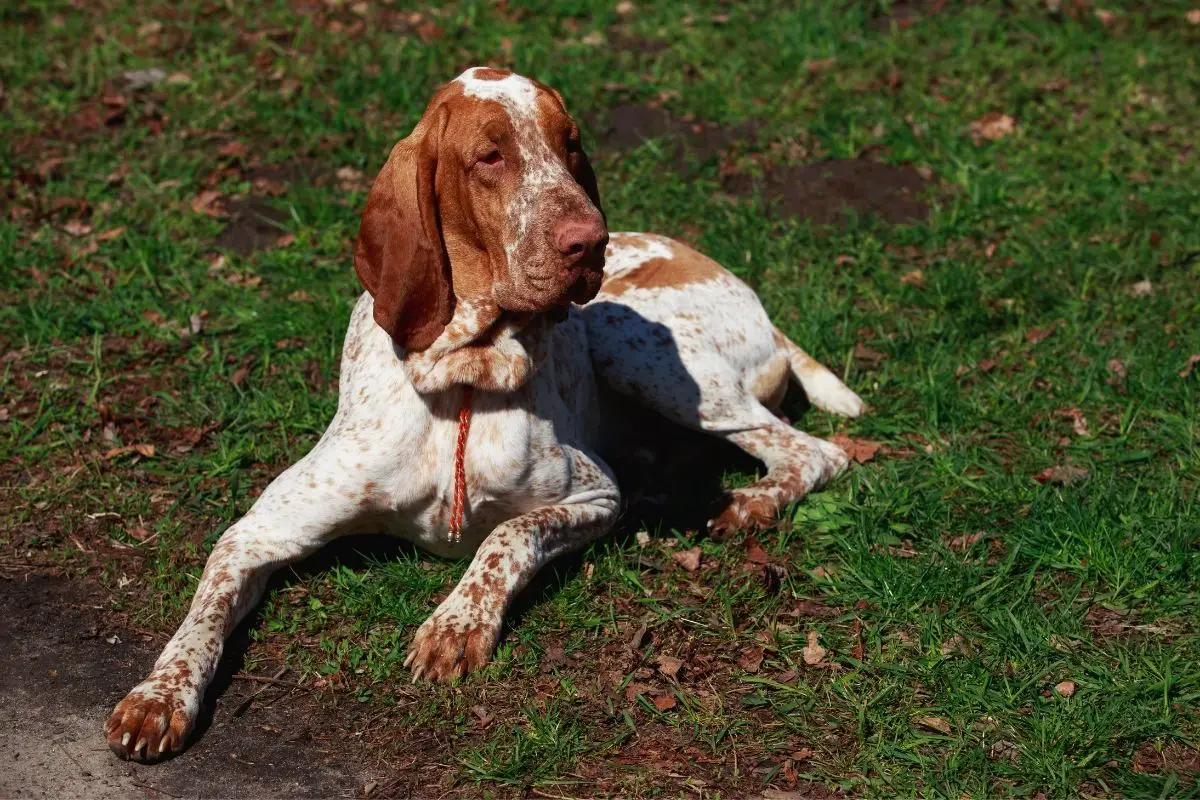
[471, 67, 512, 81]
[602, 244, 725, 297]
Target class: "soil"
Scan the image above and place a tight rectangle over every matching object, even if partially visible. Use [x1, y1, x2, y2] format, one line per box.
[214, 197, 292, 256]
[721, 159, 930, 227]
[594, 104, 756, 162]
[0, 575, 368, 799]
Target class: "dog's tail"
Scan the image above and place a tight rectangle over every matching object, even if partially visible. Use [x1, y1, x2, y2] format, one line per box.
[776, 328, 865, 418]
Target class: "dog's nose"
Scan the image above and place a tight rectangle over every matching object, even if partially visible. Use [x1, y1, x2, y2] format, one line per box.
[553, 218, 608, 265]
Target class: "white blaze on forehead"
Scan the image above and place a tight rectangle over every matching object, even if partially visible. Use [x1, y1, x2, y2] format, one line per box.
[454, 67, 579, 262]
[457, 67, 538, 109]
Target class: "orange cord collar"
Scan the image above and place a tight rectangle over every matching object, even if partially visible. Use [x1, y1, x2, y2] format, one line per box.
[448, 386, 473, 543]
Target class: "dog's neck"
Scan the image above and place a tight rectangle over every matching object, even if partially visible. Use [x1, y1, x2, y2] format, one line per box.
[400, 297, 553, 394]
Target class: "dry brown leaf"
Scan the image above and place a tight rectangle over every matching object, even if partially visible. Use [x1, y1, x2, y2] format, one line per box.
[738, 645, 765, 673]
[672, 546, 701, 572]
[1180, 354, 1200, 379]
[62, 219, 92, 237]
[1107, 359, 1127, 386]
[232, 366, 251, 387]
[131, 443, 155, 458]
[802, 630, 827, 666]
[1188, 9, 1200, 25]
[804, 57, 837, 73]
[916, 715, 952, 735]
[900, 269, 925, 287]
[1128, 279, 1153, 297]
[1034, 465, 1089, 485]
[97, 226, 126, 241]
[1025, 325, 1055, 345]
[1094, 8, 1117, 27]
[853, 342, 887, 367]
[1058, 407, 1090, 436]
[656, 654, 683, 679]
[275, 233, 296, 248]
[827, 434, 881, 465]
[970, 112, 1015, 142]
[744, 535, 771, 565]
[650, 691, 677, 711]
[1054, 680, 1076, 698]
[945, 532, 984, 553]
[616, 0, 635, 13]
[191, 189, 227, 217]
[217, 141, 249, 160]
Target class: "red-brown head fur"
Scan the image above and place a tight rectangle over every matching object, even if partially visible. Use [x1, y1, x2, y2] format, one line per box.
[354, 68, 606, 353]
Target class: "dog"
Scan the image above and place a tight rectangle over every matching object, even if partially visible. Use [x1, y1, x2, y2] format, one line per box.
[106, 67, 864, 762]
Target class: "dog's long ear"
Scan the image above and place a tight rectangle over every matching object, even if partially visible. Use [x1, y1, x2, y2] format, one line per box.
[570, 141, 604, 221]
[353, 110, 453, 352]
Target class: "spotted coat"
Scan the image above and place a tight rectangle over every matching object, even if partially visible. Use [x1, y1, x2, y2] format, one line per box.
[106, 68, 864, 763]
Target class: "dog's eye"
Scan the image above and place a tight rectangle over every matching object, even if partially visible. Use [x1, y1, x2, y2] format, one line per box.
[479, 149, 503, 166]
[565, 133, 581, 153]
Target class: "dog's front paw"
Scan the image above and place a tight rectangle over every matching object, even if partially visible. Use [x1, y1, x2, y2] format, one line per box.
[106, 677, 198, 762]
[707, 490, 778, 540]
[405, 600, 502, 682]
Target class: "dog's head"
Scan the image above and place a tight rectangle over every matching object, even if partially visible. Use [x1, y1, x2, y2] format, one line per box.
[353, 67, 607, 352]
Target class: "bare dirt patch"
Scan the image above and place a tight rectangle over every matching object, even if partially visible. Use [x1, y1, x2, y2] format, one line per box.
[0, 575, 366, 799]
[722, 159, 930, 226]
[215, 197, 292, 255]
[594, 105, 756, 162]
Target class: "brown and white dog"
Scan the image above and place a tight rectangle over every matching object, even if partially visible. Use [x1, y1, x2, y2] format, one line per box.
[106, 67, 864, 762]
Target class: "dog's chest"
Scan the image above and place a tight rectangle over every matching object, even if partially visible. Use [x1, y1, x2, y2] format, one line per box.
[377, 316, 600, 556]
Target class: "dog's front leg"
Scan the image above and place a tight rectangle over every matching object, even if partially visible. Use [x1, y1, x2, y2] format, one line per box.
[405, 450, 620, 682]
[105, 438, 367, 762]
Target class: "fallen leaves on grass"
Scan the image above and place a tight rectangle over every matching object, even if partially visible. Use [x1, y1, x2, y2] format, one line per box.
[853, 343, 887, 368]
[655, 654, 684, 679]
[802, 631, 827, 666]
[804, 57, 837, 74]
[1128, 279, 1153, 297]
[916, 715, 952, 735]
[650, 691, 677, 711]
[744, 535, 771, 565]
[827, 435, 881, 464]
[1107, 359, 1127, 387]
[102, 443, 155, 459]
[191, 189, 227, 217]
[672, 546, 702, 572]
[945, 532, 984, 552]
[900, 268, 924, 287]
[1054, 680, 1077, 698]
[1025, 325, 1055, 345]
[738, 645, 765, 673]
[231, 365, 251, 387]
[1188, 9, 1200, 25]
[1180, 354, 1200, 378]
[969, 112, 1015, 143]
[1058, 407, 1090, 436]
[1034, 465, 1089, 485]
[941, 634, 970, 656]
[62, 219, 92, 237]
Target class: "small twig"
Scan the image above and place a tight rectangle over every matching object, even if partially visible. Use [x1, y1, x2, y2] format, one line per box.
[230, 670, 306, 690]
[127, 775, 182, 799]
[52, 738, 93, 779]
[231, 666, 296, 718]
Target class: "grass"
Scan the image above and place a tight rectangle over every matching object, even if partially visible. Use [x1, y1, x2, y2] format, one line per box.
[2, 0, 1199, 796]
